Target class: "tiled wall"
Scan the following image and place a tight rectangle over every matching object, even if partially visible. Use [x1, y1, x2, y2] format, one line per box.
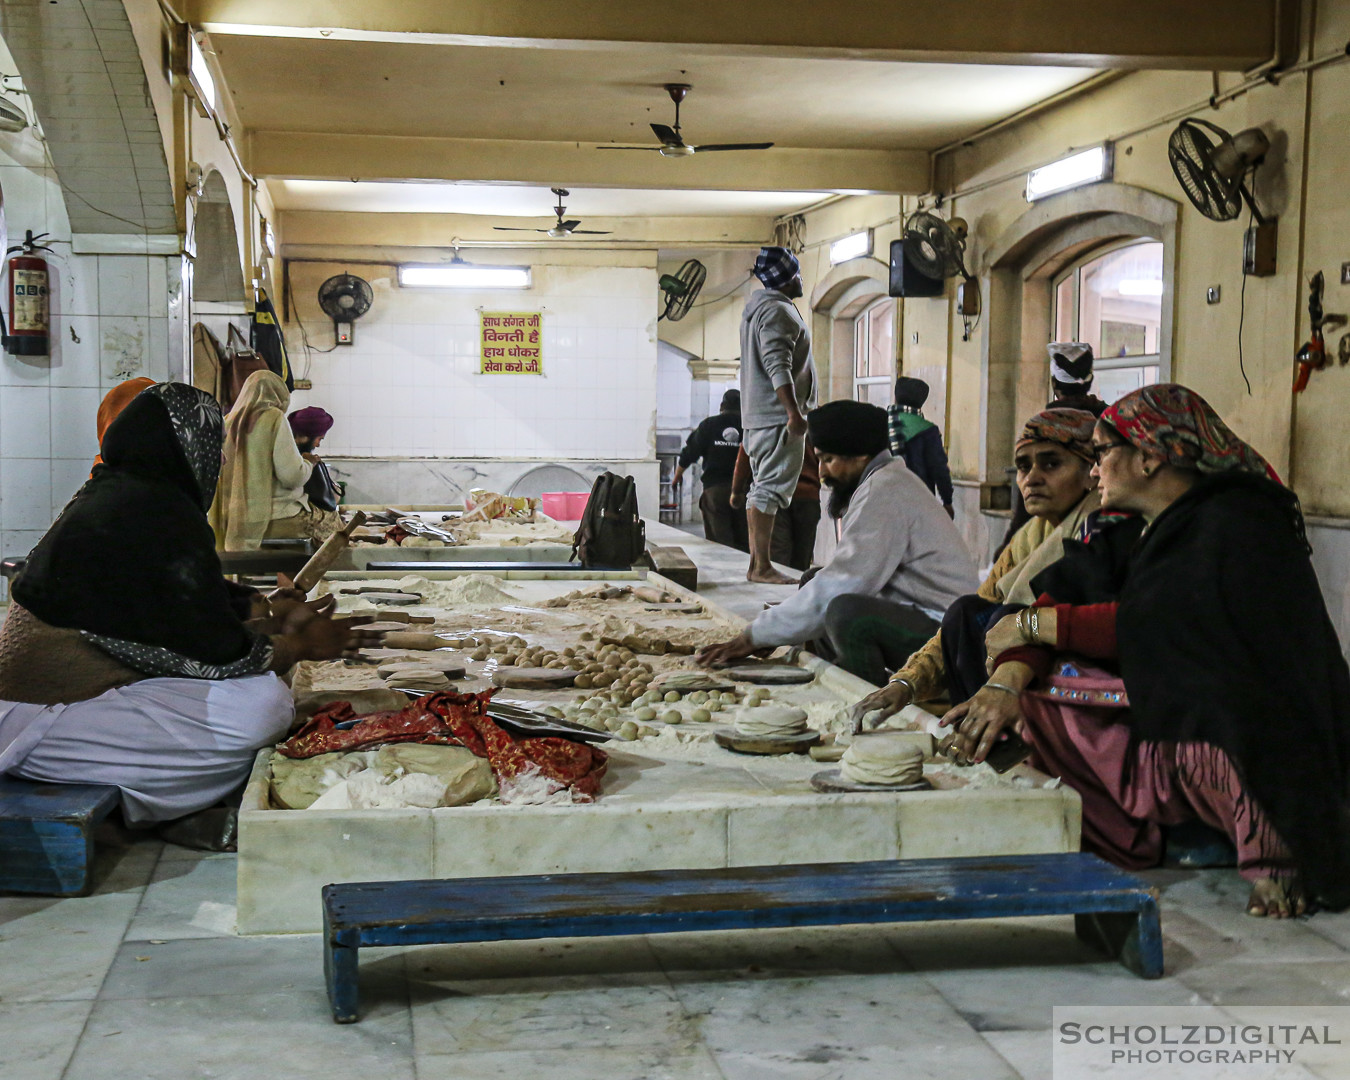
[0, 109, 174, 574]
[289, 264, 658, 462]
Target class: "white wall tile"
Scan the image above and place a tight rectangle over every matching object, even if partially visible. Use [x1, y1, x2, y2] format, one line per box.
[99, 314, 150, 384]
[49, 386, 101, 460]
[1, 384, 49, 458]
[1, 457, 52, 530]
[51, 457, 92, 510]
[97, 256, 149, 317]
[50, 252, 99, 317]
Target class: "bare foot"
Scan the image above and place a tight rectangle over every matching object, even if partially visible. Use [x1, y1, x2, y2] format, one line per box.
[1246, 877, 1306, 918]
[747, 566, 798, 585]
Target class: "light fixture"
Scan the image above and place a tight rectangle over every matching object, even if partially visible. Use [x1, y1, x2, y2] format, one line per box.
[187, 32, 218, 115]
[830, 230, 872, 265]
[260, 217, 275, 257]
[1117, 279, 1164, 297]
[398, 264, 531, 289]
[1026, 145, 1112, 202]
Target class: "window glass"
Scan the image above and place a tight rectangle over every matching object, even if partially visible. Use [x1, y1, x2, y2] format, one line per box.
[1077, 243, 1163, 359]
[867, 302, 893, 379]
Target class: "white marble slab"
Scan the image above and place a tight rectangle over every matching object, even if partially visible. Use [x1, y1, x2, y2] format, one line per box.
[236, 569, 1081, 934]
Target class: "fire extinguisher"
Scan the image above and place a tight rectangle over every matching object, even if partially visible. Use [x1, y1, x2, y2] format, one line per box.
[2, 230, 52, 357]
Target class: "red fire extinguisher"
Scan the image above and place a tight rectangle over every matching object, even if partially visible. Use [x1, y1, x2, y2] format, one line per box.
[3, 230, 52, 357]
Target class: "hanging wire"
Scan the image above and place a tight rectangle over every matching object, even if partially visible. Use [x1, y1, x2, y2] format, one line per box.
[1238, 201, 1253, 396]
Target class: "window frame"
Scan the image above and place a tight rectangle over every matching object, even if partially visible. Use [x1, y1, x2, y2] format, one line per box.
[1051, 237, 1164, 394]
[852, 297, 895, 405]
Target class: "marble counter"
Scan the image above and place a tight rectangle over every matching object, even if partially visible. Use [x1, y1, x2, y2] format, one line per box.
[236, 569, 1081, 935]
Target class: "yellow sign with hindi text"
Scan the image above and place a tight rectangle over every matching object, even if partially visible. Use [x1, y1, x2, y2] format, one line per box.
[479, 311, 543, 374]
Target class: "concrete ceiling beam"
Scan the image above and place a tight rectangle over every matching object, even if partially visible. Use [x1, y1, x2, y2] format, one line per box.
[249, 132, 930, 194]
[191, 0, 1282, 70]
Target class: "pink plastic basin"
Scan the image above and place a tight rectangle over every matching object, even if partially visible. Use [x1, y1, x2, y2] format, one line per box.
[566, 491, 591, 520]
[540, 492, 571, 519]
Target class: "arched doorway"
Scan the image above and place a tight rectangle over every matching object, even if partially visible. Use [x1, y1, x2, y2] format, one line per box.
[975, 183, 1178, 483]
[809, 257, 892, 403]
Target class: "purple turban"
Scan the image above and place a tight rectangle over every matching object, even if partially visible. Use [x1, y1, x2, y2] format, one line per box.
[287, 406, 334, 440]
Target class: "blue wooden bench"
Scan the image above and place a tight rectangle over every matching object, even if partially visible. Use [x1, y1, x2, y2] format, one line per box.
[322, 852, 1163, 1022]
[0, 776, 120, 897]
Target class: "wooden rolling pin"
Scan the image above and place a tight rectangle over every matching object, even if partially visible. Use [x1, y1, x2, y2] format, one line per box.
[380, 631, 448, 651]
[292, 511, 367, 593]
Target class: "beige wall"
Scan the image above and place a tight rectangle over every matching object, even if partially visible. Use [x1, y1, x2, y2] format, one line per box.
[665, 5, 1350, 517]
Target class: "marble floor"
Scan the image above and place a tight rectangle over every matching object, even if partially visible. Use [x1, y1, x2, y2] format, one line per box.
[4, 831, 1349, 1080]
[6, 530, 1347, 1079]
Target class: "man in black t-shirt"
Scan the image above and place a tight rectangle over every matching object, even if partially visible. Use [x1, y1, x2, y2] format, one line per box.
[673, 389, 748, 551]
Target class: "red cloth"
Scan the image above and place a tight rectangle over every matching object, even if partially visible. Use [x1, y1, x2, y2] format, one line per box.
[277, 690, 608, 798]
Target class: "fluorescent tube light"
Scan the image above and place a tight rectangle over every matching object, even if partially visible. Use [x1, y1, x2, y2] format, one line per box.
[1117, 279, 1164, 297]
[830, 230, 872, 265]
[1026, 146, 1111, 202]
[399, 264, 531, 289]
[188, 33, 217, 114]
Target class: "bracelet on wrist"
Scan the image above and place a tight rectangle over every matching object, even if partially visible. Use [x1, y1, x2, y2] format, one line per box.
[984, 681, 1022, 697]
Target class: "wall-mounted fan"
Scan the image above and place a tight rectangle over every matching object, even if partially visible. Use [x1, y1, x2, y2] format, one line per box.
[1168, 118, 1277, 275]
[901, 210, 981, 332]
[658, 259, 706, 321]
[598, 84, 773, 157]
[317, 273, 373, 346]
[493, 188, 612, 238]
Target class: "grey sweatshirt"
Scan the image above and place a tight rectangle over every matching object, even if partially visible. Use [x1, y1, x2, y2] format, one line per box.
[739, 289, 817, 430]
[747, 452, 978, 648]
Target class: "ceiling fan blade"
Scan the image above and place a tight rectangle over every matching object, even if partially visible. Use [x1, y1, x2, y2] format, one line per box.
[568, 229, 612, 235]
[692, 142, 775, 152]
[559, 220, 582, 230]
[650, 123, 683, 146]
[492, 226, 548, 231]
[596, 145, 663, 151]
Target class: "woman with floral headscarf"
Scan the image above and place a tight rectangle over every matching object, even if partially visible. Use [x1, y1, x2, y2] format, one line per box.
[956, 384, 1350, 918]
[852, 407, 1101, 723]
[0, 382, 374, 827]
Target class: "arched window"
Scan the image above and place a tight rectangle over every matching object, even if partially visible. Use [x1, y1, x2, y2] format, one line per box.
[1052, 239, 1163, 404]
[853, 297, 894, 405]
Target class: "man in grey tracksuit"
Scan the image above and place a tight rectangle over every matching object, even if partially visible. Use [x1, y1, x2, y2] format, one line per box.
[738, 245, 816, 584]
[698, 400, 977, 685]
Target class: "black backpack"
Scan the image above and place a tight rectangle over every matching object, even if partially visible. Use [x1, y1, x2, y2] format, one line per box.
[572, 472, 646, 567]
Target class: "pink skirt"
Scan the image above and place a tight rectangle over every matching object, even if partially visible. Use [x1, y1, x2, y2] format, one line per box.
[1019, 659, 1292, 881]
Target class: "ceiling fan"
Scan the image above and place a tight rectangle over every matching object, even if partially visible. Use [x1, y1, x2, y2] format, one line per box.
[492, 188, 612, 238]
[598, 84, 774, 157]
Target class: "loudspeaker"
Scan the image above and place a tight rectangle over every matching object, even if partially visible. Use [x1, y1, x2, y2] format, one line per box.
[889, 239, 945, 298]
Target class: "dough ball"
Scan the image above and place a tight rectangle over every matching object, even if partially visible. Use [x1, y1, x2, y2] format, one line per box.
[664, 691, 681, 703]
[691, 708, 712, 723]
[574, 674, 593, 689]
[616, 721, 639, 741]
[635, 707, 657, 722]
[470, 648, 488, 661]
[661, 710, 683, 725]
[579, 631, 595, 641]
[689, 691, 708, 705]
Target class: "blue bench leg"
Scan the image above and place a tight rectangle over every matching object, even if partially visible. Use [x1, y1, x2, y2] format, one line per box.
[325, 935, 360, 1023]
[1074, 902, 1164, 979]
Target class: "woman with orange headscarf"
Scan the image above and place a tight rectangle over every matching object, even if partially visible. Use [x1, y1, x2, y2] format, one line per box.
[92, 377, 155, 474]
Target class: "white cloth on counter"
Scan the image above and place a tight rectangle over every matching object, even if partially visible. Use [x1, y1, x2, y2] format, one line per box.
[747, 452, 978, 649]
[3, 674, 293, 825]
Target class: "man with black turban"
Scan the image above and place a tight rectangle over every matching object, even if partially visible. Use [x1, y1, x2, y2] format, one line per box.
[698, 400, 977, 684]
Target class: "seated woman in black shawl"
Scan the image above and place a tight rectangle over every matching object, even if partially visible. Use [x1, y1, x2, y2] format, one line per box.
[0, 382, 372, 827]
[946, 383, 1350, 918]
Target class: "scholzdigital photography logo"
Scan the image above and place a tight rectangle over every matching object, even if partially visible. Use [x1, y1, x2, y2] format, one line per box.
[1052, 1006, 1350, 1078]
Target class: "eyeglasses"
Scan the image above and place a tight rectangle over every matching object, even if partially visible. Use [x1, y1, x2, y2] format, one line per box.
[1090, 441, 1131, 464]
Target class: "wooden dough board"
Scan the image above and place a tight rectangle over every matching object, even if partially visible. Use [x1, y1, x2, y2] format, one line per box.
[491, 666, 580, 690]
[724, 664, 815, 685]
[809, 769, 933, 793]
[714, 728, 820, 755]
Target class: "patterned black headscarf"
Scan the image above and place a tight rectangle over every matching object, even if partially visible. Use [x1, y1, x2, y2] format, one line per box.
[14, 382, 272, 679]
